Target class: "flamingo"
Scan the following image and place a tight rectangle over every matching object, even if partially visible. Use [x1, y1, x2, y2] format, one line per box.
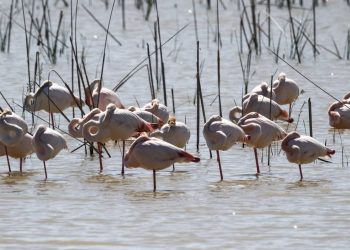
[271, 72, 300, 107]
[82, 104, 158, 175]
[0, 133, 34, 172]
[251, 81, 269, 96]
[124, 135, 200, 191]
[24, 80, 84, 128]
[85, 79, 124, 111]
[281, 131, 335, 180]
[328, 100, 350, 129]
[128, 106, 164, 126]
[0, 109, 28, 172]
[151, 116, 190, 171]
[237, 112, 287, 174]
[143, 99, 169, 123]
[203, 115, 250, 180]
[32, 125, 67, 180]
[229, 93, 293, 123]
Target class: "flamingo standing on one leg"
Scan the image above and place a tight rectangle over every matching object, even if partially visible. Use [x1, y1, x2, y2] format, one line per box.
[237, 112, 287, 174]
[85, 79, 124, 111]
[32, 125, 67, 179]
[203, 115, 250, 180]
[143, 99, 169, 123]
[281, 131, 335, 180]
[24, 80, 84, 128]
[229, 93, 294, 123]
[82, 104, 159, 175]
[124, 135, 200, 191]
[128, 106, 164, 127]
[328, 100, 350, 129]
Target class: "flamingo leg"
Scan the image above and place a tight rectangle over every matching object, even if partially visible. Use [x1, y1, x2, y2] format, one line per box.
[153, 169, 157, 192]
[172, 164, 175, 172]
[298, 164, 303, 181]
[254, 148, 260, 174]
[20, 158, 23, 172]
[121, 140, 125, 176]
[51, 113, 55, 130]
[216, 150, 223, 181]
[43, 161, 48, 180]
[5, 146, 11, 173]
[98, 142, 103, 173]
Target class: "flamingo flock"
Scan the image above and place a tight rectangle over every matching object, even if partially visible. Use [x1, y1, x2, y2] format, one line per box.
[0, 72, 342, 191]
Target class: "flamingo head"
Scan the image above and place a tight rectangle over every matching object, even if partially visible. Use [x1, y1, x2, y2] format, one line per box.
[168, 116, 176, 126]
[329, 111, 340, 126]
[278, 72, 286, 82]
[24, 93, 36, 111]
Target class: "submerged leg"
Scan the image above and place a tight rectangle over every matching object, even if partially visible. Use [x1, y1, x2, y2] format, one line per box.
[121, 140, 125, 176]
[43, 161, 48, 180]
[98, 142, 103, 173]
[153, 170, 157, 192]
[216, 150, 223, 181]
[5, 146, 11, 173]
[172, 164, 175, 172]
[254, 148, 260, 174]
[20, 158, 23, 172]
[298, 164, 303, 181]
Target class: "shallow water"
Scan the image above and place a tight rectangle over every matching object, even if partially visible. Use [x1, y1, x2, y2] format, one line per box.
[0, 0, 350, 249]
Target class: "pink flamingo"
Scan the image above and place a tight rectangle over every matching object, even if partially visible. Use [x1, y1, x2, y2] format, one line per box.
[281, 131, 335, 180]
[0, 133, 34, 172]
[68, 108, 103, 138]
[0, 109, 28, 172]
[203, 115, 250, 180]
[24, 80, 84, 128]
[143, 99, 169, 123]
[238, 112, 287, 174]
[85, 79, 124, 111]
[271, 72, 300, 106]
[124, 135, 200, 191]
[82, 104, 158, 175]
[32, 125, 67, 180]
[328, 100, 350, 129]
[128, 106, 164, 127]
[229, 93, 293, 123]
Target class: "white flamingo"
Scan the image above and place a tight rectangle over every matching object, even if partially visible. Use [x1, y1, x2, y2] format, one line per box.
[143, 99, 169, 123]
[24, 80, 84, 128]
[203, 115, 250, 180]
[85, 79, 124, 111]
[328, 100, 350, 129]
[124, 135, 200, 191]
[128, 106, 164, 126]
[281, 131, 335, 180]
[238, 112, 287, 174]
[0, 133, 34, 172]
[32, 125, 67, 179]
[82, 104, 158, 175]
[229, 93, 293, 123]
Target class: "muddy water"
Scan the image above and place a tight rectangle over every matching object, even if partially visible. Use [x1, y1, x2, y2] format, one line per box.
[0, 1, 349, 249]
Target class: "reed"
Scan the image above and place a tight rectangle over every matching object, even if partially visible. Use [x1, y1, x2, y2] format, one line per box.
[287, 0, 301, 63]
[147, 43, 156, 99]
[308, 98, 313, 137]
[154, 0, 168, 106]
[192, 0, 199, 42]
[216, 0, 222, 117]
[21, 0, 31, 88]
[171, 88, 175, 114]
[196, 41, 200, 152]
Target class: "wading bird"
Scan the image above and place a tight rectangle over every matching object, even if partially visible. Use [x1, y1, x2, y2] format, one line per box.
[85, 79, 124, 111]
[281, 131, 335, 180]
[32, 125, 67, 180]
[24, 80, 84, 128]
[0, 133, 34, 172]
[229, 93, 293, 123]
[238, 112, 286, 174]
[328, 100, 350, 129]
[203, 115, 250, 180]
[128, 106, 164, 127]
[124, 135, 200, 191]
[82, 104, 158, 175]
[143, 99, 169, 123]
